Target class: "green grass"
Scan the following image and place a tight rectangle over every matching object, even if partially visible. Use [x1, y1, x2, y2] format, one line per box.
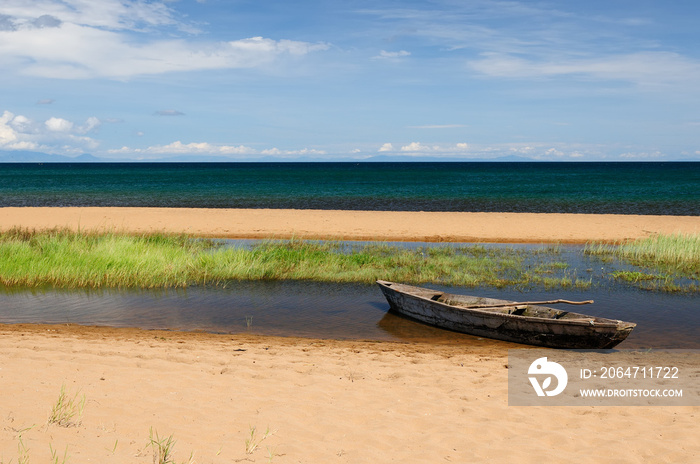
[7, 229, 696, 291]
[585, 233, 700, 278]
[148, 429, 195, 464]
[584, 233, 700, 292]
[47, 383, 86, 428]
[0, 228, 577, 289]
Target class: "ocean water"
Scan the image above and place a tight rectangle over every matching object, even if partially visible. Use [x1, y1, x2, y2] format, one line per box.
[2, 162, 699, 215]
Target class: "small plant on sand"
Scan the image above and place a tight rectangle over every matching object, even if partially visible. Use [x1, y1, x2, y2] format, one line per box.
[245, 425, 275, 455]
[148, 428, 195, 464]
[49, 444, 69, 464]
[8, 425, 36, 464]
[17, 434, 30, 464]
[47, 384, 86, 428]
[266, 446, 280, 463]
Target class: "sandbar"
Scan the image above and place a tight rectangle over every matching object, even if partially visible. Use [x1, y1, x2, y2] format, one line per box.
[2, 206, 699, 243]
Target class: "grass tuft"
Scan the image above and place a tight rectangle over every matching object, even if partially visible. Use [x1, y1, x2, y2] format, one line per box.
[47, 384, 85, 428]
[148, 428, 195, 464]
[245, 425, 275, 455]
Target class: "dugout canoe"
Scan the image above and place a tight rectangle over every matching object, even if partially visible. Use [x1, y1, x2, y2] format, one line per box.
[376, 280, 635, 349]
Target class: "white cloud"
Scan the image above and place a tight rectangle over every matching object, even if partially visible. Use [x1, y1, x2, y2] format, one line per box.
[468, 52, 700, 89]
[401, 142, 427, 152]
[378, 143, 394, 152]
[0, 2, 330, 79]
[0, 110, 100, 153]
[9, 114, 33, 132]
[0, 111, 20, 145]
[77, 116, 101, 134]
[373, 50, 411, 60]
[139, 141, 257, 155]
[398, 142, 472, 153]
[108, 142, 327, 158]
[0, 0, 182, 32]
[261, 147, 326, 156]
[45, 117, 74, 132]
[619, 151, 667, 160]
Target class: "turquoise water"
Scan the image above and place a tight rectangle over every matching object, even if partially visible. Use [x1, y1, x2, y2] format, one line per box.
[2, 162, 699, 214]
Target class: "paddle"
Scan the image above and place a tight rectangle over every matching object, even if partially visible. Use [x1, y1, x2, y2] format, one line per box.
[464, 299, 594, 309]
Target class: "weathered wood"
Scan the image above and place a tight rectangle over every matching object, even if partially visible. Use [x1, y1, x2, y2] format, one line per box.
[376, 280, 635, 349]
[464, 299, 594, 310]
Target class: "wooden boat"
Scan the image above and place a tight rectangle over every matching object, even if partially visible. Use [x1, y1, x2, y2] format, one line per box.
[376, 280, 636, 349]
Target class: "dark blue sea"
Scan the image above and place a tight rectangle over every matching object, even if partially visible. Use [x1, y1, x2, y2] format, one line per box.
[1, 162, 699, 215]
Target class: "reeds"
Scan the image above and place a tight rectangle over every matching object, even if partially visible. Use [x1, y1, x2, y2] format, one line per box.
[13, 228, 690, 290]
[585, 233, 700, 277]
[0, 228, 564, 288]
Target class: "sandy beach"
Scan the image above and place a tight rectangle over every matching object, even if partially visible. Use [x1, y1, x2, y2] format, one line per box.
[0, 324, 697, 463]
[1, 206, 700, 243]
[1, 207, 698, 462]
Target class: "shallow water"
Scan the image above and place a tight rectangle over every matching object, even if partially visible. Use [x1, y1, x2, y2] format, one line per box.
[1, 280, 697, 349]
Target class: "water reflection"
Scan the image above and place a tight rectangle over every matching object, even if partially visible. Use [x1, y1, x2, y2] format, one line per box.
[0, 281, 697, 348]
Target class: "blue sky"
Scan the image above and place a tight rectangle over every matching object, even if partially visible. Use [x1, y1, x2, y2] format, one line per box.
[1, 0, 699, 161]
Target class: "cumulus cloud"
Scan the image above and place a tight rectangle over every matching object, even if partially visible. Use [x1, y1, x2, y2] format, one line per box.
[400, 142, 438, 152]
[0, 111, 20, 144]
[77, 116, 101, 134]
[45, 117, 74, 132]
[0, 110, 99, 152]
[0, 1, 330, 79]
[378, 143, 394, 152]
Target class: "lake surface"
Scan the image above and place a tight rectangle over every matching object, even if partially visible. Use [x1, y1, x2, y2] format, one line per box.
[2, 162, 698, 347]
[1, 280, 697, 349]
[2, 162, 699, 215]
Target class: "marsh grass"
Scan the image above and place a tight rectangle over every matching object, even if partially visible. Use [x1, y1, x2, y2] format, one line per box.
[585, 233, 700, 292]
[47, 384, 85, 428]
[0, 228, 577, 289]
[585, 233, 700, 277]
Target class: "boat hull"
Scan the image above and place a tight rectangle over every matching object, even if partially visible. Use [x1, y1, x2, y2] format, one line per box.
[377, 281, 635, 349]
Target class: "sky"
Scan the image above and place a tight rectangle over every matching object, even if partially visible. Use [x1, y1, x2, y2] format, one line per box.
[1, 0, 699, 161]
